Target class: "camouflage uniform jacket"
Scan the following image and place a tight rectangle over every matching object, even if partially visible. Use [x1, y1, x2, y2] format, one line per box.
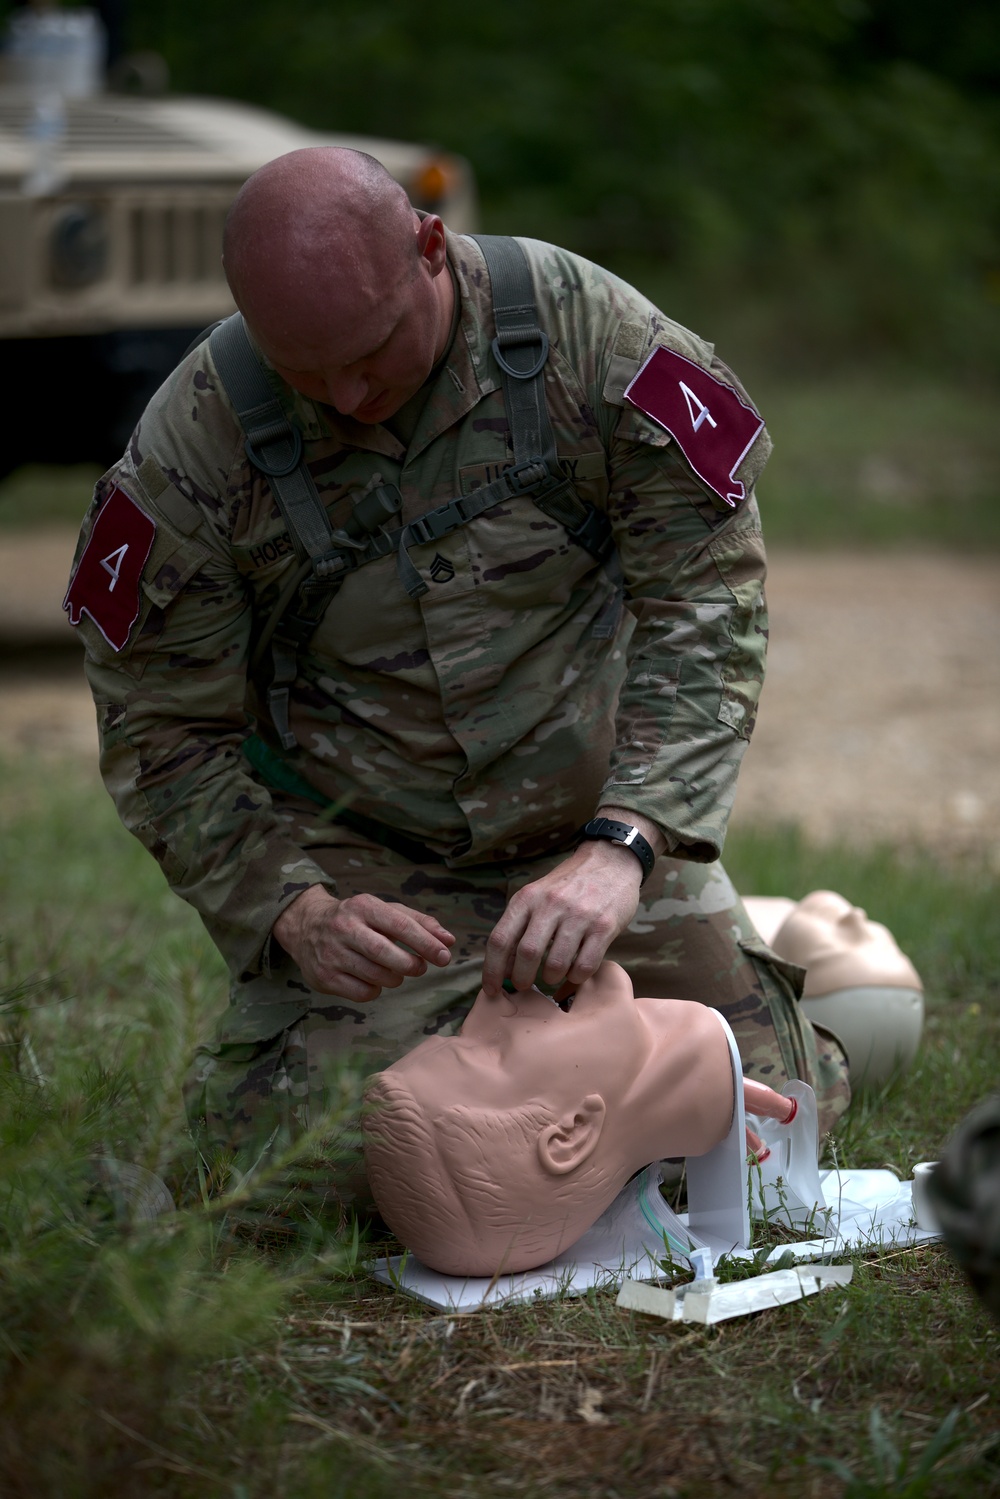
[71, 233, 771, 983]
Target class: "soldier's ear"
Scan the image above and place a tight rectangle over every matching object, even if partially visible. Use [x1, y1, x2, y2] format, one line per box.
[537, 1094, 606, 1175]
[415, 213, 448, 275]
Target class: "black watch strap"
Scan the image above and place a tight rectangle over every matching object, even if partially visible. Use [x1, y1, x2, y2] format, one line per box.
[579, 817, 656, 884]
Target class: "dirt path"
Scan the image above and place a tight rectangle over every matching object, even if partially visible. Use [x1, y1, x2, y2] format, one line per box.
[1, 528, 997, 859]
[732, 550, 999, 860]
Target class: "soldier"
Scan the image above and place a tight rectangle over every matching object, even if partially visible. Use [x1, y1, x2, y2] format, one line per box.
[64, 147, 849, 1198]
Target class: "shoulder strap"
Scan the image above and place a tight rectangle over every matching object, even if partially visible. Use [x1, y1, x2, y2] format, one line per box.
[471, 235, 612, 563]
[209, 314, 405, 747]
[393, 236, 612, 598]
[469, 234, 557, 470]
[209, 315, 336, 564]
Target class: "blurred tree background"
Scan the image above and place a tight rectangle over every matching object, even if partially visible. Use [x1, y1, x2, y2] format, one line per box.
[117, 0, 1000, 375]
[2, 0, 998, 543]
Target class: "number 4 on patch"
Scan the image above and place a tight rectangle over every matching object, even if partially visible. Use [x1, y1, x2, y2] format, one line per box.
[99, 543, 129, 591]
[679, 381, 717, 433]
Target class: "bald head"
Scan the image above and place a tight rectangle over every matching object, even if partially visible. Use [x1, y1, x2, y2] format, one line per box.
[224, 148, 416, 338]
[221, 148, 455, 423]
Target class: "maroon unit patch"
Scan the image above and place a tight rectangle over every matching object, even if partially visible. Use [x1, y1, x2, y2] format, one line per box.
[624, 347, 765, 508]
[63, 487, 156, 650]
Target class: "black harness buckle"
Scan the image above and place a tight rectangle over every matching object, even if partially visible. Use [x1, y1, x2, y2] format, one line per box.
[565, 503, 614, 561]
[506, 458, 552, 494]
[405, 511, 445, 548]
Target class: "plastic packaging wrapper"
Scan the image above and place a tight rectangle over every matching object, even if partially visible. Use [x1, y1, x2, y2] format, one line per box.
[618, 1261, 854, 1324]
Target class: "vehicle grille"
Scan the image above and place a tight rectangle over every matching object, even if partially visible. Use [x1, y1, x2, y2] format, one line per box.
[126, 200, 228, 286]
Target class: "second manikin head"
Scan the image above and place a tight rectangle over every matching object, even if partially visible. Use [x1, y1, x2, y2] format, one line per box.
[749, 890, 924, 1088]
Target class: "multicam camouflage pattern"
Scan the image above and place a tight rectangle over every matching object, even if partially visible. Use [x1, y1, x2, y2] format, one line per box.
[183, 798, 848, 1203]
[73, 232, 769, 984]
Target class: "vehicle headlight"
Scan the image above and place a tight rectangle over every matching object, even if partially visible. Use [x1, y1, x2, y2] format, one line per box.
[50, 203, 109, 288]
[411, 158, 454, 212]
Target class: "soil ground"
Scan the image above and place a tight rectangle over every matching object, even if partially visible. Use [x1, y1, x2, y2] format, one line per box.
[1, 526, 997, 862]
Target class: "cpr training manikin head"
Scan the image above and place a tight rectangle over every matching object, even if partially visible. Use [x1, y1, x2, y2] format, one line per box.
[769, 889, 921, 997]
[767, 890, 924, 1089]
[362, 962, 736, 1277]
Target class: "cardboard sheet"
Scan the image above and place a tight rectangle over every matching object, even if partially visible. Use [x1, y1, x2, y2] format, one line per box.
[372, 1165, 939, 1312]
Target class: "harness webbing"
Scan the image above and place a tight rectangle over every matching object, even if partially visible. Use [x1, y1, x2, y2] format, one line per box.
[209, 315, 335, 564]
[474, 233, 557, 466]
[208, 236, 615, 750]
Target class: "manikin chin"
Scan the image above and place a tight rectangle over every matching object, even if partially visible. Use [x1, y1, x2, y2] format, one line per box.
[362, 961, 740, 1277]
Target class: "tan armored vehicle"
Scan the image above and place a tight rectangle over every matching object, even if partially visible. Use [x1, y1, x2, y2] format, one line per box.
[0, 12, 476, 475]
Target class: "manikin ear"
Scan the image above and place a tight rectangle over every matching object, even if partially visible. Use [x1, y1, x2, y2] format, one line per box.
[537, 1094, 607, 1176]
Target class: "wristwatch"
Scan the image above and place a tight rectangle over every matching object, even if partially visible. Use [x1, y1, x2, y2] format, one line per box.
[579, 817, 656, 884]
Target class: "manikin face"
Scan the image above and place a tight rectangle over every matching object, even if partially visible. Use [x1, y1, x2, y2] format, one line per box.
[445, 964, 647, 1107]
[250, 214, 452, 425]
[773, 890, 921, 995]
[382, 962, 735, 1182]
[783, 890, 876, 955]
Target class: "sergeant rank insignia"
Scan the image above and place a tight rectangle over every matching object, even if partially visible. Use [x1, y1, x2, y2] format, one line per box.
[429, 552, 455, 583]
[63, 487, 156, 650]
[624, 347, 764, 509]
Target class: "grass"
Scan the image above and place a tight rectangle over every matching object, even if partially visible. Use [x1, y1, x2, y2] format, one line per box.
[1, 370, 998, 551]
[752, 374, 1000, 549]
[0, 464, 102, 532]
[1, 750, 999, 1497]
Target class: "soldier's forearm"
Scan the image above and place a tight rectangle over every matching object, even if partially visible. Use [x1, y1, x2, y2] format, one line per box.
[601, 490, 766, 861]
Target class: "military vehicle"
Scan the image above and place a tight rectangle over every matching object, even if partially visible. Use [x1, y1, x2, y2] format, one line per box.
[0, 20, 476, 477]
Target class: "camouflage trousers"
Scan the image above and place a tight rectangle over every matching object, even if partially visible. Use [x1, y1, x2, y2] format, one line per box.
[185, 798, 850, 1204]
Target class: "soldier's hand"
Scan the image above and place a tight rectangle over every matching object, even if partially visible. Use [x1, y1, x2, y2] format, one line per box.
[273, 886, 455, 1002]
[481, 838, 645, 998]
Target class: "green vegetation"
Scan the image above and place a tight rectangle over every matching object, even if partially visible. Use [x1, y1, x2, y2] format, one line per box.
[4, 0, 997, 372]
[0, 465, 100, 531]
[749, 375, 1000, 549]
[1, 750, 998, 1496]
[3, 4, 997, 544]
[121, 0, 1000, 375]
